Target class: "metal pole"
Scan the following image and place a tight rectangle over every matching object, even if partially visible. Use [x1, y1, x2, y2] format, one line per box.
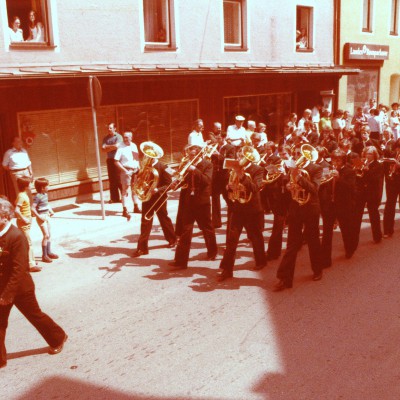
[89, 75, 106, 220]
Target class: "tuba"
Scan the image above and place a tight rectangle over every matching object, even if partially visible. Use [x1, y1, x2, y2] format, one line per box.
[289, 144, 318, 205]
[133, 141, 164, 202]
[225, 146, 260, 204]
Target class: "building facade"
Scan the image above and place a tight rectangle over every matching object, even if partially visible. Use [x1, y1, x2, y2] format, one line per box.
[0, 0, 355, 200]
[337, 0, 400, 113]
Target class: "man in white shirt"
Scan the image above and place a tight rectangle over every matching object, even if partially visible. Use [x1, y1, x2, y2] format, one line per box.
[114, 131, 141, 220]
[2, 136, 33, 199]
[188, 119, 205, 147]
[297, 109, 312, 131]
[227, 115, 247, 148]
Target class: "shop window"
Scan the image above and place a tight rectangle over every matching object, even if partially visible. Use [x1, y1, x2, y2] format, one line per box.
[143, 0, 176, 51]
[224, 93, 292, 142]
[296, 6, 313, 52]
[223, 0, 247, 51]
[362, 0, 373, 32]
[6, 0, 52, 48]
[17, 99, 197, 187]
[390, 0, 399, 35]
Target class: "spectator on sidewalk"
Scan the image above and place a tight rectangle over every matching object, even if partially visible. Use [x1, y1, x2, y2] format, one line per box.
[102, 122, 123, 204]
[0, 197, 67, 369]
[114, 131, 141, 220]
[2, 136, 33, 200]
[14, 177, 41, 272]
[31, 178, 59, 263]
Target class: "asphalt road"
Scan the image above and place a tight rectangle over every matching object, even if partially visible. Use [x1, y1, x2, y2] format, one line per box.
[1, 194, 400, 400]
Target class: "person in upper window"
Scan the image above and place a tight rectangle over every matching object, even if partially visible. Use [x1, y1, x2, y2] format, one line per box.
[8, 16, 23, 43]
[296, 28, 308, 49]
[26, 10, 45, 42]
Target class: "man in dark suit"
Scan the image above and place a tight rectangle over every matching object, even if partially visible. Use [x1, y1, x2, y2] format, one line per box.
[169, 145, 217, 269]
[0, 198, 67, 368]
[218, 147, 267, 281]
[210, 132, 235, 229]
[273, 151, 323, 291]
[352, 127, 381, 156]
[330, 149, 358, 259]
[354, 146, 383, 245]
[133, 154, 176, 257]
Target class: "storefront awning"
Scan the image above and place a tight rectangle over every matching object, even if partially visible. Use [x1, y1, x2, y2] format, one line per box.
[0, 63, 360, 80]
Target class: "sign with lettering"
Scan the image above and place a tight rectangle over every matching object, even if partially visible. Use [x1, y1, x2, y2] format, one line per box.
[345, 43, 389, 60]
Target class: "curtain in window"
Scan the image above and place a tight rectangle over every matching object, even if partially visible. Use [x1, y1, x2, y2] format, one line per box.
[224, 1, 241, 45]
[143, 0, 169, 43]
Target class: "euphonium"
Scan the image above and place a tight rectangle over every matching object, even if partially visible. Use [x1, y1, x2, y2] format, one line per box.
[263, 158, 285, 185]
[290, 144, 318, 205]
[227, 146, 260, 204]
[133, 141, 164, 202]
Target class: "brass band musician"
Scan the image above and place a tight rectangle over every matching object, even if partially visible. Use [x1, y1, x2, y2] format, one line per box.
[169, 144, 218, 270]
[217, 146, 266, 282]
[132, 142, 176, 257]
[274, 144, 323, 291]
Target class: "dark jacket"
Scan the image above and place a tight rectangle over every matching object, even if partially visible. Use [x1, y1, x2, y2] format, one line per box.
[180, 158, 213, 206]
[333, 165, 356, 211]
[229, 163, 264, 214]
[0, 224, 34, 303]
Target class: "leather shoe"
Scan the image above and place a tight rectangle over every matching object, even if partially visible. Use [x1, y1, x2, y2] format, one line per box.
[272, 280, 290, 292]
[132, 249, 149, 257]
[168, 261, 187, 270]
[167, 241, 176, 248]
[216, 271, 233, 282]
[253, 264, 266, 271]
[49, 334, 68, 355]
[48, 253, 59, 259]
[29, 266, 42, 272]
[383, 233, 392, 238]
[0, 361, 7, 368]
[42, 255, 52, 263]
[206, 253, 218, 261]
[312, 272, 323, 281]
[133, 205, 142, 214]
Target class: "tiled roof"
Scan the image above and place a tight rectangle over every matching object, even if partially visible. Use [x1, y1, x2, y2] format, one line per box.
[0, 63, 360, 80]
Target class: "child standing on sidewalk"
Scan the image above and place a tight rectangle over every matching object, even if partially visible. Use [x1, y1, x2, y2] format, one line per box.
[14, 176, 41, 272]
[31, 178, 59, 263]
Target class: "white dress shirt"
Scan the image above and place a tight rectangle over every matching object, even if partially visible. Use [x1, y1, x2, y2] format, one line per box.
[2, 148, 32, 170]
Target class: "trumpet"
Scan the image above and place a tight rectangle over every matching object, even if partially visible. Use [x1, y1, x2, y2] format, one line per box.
[353, 158, 368, 178]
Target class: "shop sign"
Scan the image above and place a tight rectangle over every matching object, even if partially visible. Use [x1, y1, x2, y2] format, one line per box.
[345, 43, 389, 60]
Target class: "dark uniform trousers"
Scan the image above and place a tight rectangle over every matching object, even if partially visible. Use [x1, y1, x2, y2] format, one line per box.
[354, 160, 383, 244]
[0, 225, 65, 365]
[136, 161, 176, 251]
[211, 143, 235, 228]
[174, 159, 217, 266]
[383, 175, 400, 235]
[333, 166, 358, 257]
[220, 164, 266, 273]
[106, 158, 121, 202]
[276, 163, 323, 287]
[263, 178, 291, 259]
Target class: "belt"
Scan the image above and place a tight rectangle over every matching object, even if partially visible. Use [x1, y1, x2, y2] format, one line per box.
[11, 167, 28, 172]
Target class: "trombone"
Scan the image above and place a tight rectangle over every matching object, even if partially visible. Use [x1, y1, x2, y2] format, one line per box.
[143, 145, 206, 220]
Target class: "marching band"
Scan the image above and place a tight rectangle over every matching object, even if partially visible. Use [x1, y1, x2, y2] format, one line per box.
[127, 112, 400, 291]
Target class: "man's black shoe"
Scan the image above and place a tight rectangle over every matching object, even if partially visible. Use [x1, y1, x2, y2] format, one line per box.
[272, 280, 291, 292]
[168, 261, 187, 270]
[167, 241, 176, 248]
[216, 271, 233, 282]
[132, 249, 149, 257]
[49, 334, 68, 355]
[312, 272, 323, 281]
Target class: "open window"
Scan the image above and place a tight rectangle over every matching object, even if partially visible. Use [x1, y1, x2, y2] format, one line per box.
[390, 0, 399, 35]
[6, 0, 53, 49]
[362, 0, 373, 32]
[296, 6, 313, 52]
[143, 0, 176, 51]
[223, 0, 247, 51]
